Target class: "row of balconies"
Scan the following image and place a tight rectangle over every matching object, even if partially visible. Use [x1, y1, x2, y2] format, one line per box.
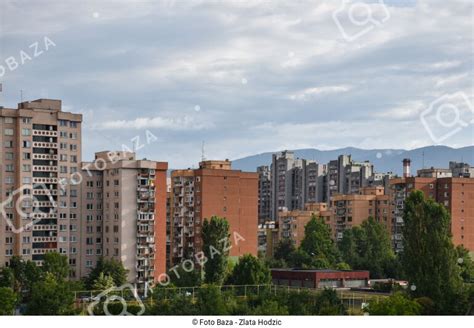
[33, 142, 58, 149]
[32, 236, 57, 243]
[32, 225, 57, 231]
[33, 154, 58, 161]
[32, 189, 58, 196]
[32, 248, 57, 255]
[33, 130, 58, 137]
[33, 177, 58, 184]
[33, 165, 58, 172]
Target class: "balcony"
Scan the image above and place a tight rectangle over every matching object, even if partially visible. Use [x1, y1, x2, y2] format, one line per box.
[32, 189, 58, 196]
[33, 130, 58, 137]
[32, 224, 58, 231]
[33, 154, 58, 161]
[33, 177, 58, 184]
[32, 142, 58, 149]
[33, 165, 58, 172]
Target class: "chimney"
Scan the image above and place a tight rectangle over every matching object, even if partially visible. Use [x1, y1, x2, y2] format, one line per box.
[403, 158, 411, 178]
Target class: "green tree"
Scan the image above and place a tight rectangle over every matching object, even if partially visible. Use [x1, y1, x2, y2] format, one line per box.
[273, 238, 296, 263]
[340, 218, 396, 278]
[287, 248, 313, 268]
[42, 252, 70, 281]
[338, 228, 361, 268]
[249, 299, 289, 315]
[197, 284, 228, 315]
[227, 254, 271, 285]
[300, 216, 339, 267]
[7, 256, 41, 298]
[168, 266, 201, 287]
[92, 272, 115, 291]
[26, 273, 75, 315]
[455, 245, 474, 282]
[0, 267, 15, 289]
[202, 216, 230, 284]
[86, 257, 128, 289]
[402, 190, 464, 314]
[314, 288, 346, 315]
[0, 287, 18, 315]
[366, 292, 421, 315]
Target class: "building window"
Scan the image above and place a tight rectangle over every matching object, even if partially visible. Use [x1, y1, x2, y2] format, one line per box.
[4, 128, 14, 136]
[21, 128, 31, 136]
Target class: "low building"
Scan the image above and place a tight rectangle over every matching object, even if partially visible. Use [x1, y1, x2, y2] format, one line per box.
[271, 268, 370, 289]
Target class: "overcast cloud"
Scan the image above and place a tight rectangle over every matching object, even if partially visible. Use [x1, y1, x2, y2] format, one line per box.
[0, 0, 472, 168]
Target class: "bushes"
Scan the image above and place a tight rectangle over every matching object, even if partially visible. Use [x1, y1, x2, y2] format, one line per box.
[365, 292, 422, 315]
[149, 286, 345, 315]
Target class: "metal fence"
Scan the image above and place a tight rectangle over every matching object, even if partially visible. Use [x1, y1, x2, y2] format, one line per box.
[74, 284, 388, 314]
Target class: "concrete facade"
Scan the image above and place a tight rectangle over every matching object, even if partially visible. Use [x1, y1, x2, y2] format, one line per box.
[0, 99, 82, 275]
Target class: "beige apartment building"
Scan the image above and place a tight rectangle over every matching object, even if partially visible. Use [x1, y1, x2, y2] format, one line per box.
[330, 186, 391, 241]
[80, 151, 168, 287]
[0, 99, 169, 288]
[0, 99, 82, 272]
[277, 203, 332, 247]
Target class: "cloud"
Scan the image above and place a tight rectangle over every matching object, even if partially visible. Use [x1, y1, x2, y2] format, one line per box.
[97, 116, 212, 130]
[289, 85, 352, 101]
[0, 0, 472, 169]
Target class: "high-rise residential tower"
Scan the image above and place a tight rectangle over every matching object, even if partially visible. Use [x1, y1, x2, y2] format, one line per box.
[80, 151, 168, 288]
[170, 160, 258, 266]
[0, 99, 82, 274]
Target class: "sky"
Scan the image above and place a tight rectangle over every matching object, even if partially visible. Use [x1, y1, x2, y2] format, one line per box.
[0, 0, 472, 168]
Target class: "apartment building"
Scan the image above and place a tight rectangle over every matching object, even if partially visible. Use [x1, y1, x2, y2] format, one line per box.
[450, 161, 474, 178]
[330, 186, 390, 241]
[417, 167, 452, 178]
[0, 99, 82, 272]
[170, 160, 258, 266]
[389, 173, 474, 251]
[257, 221, 278, 258]
[257, 166, 271, 224]
[270, 151, 326, 220]
[325, 155, 374, 201]
[80, 151, 168, 287]
[277, 203, 332, 247]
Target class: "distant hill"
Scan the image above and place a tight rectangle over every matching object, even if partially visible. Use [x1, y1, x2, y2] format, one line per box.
[232, 146, 474, 175]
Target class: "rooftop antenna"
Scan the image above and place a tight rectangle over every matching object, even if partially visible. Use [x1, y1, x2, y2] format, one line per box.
[422, 151, 425, 169]
[20, 89, 23, 103]
[201, 141, 206, 162]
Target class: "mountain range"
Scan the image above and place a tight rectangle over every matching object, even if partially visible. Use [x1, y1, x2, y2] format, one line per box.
[231, 146, 474, 175]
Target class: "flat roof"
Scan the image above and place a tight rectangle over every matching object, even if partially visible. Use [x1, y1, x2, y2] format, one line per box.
[271, 268, 369, 273]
